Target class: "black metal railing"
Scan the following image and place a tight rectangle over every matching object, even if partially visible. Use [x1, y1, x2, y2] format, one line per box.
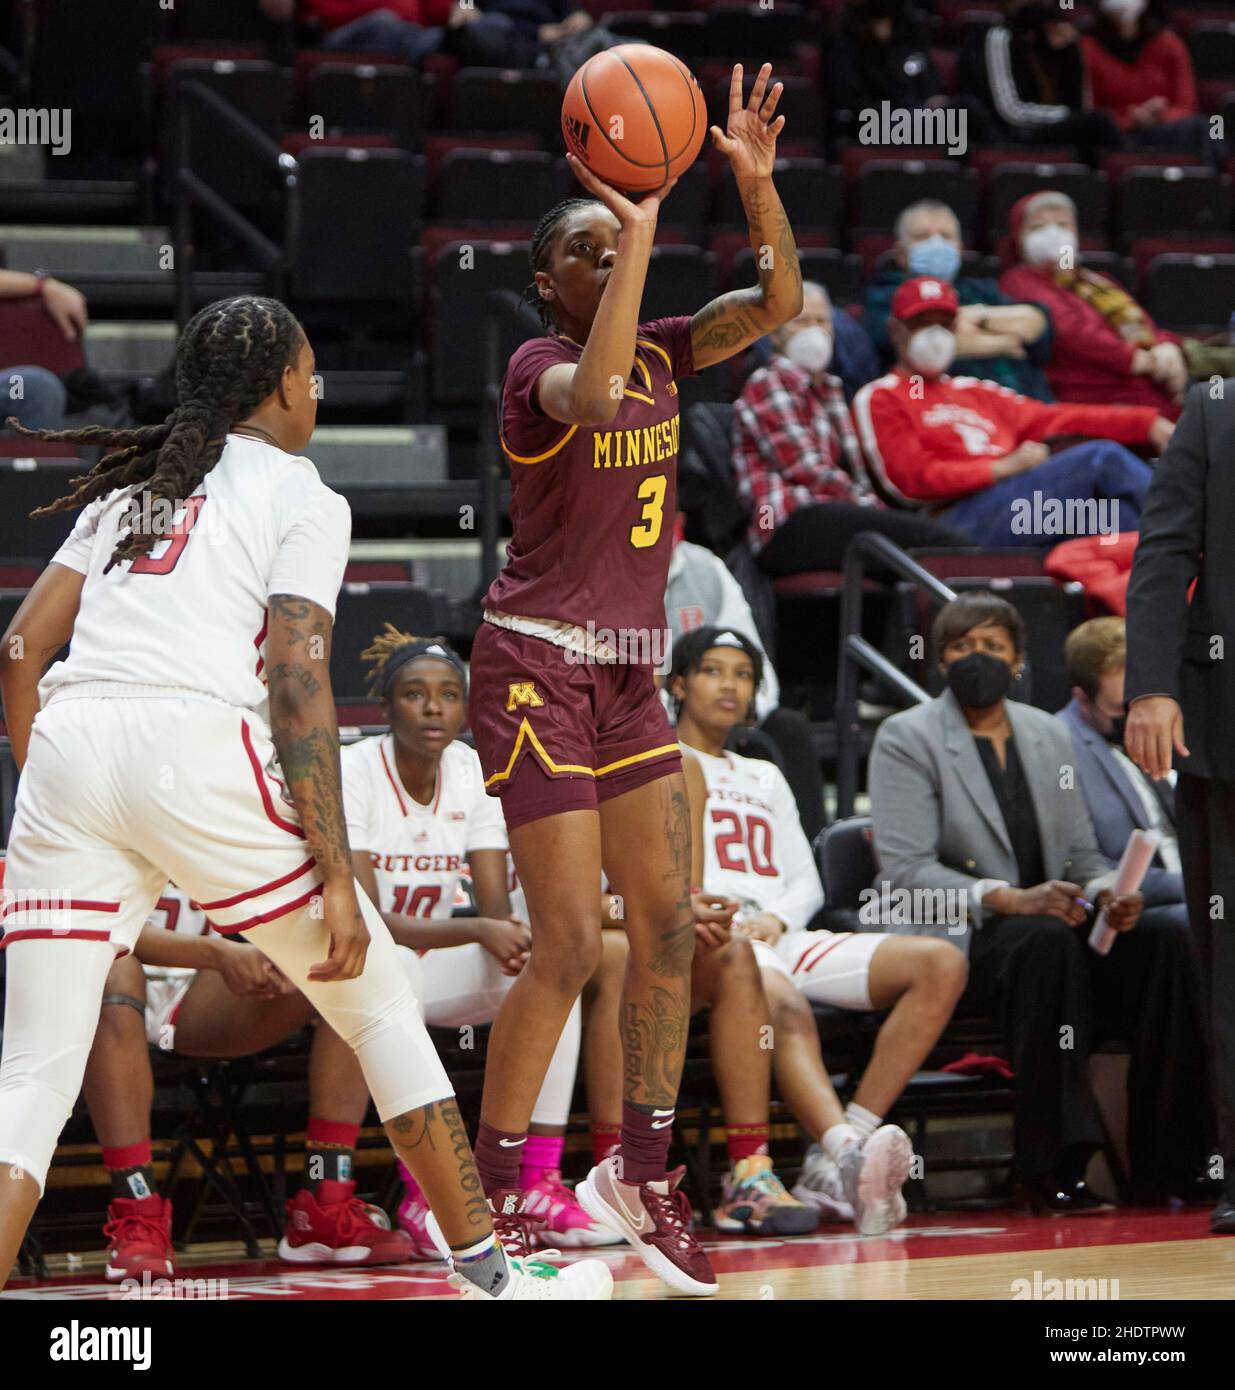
[173, 81, 299, 328]
[834, 531, 955, 819]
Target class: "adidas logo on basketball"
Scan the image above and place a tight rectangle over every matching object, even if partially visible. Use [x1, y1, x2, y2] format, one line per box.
[564, 115, 590, 154]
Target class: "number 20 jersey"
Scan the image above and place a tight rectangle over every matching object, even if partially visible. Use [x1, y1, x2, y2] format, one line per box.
[694, 747, 824, 933]
[484, 316, 695, 655]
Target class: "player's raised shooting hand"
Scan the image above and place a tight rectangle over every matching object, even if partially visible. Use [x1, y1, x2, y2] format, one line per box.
[710, 63, 785, 180]
[310, 879, 370, 982]
[566, 153, 677, 233]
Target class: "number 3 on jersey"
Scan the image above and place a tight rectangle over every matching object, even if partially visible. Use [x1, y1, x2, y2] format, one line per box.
[129, 494, 208, 575]
[629, 475, 666, 550]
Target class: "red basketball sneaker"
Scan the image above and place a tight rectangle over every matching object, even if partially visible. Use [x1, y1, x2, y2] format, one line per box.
[576, 1157, 718, 1296]
[278, 1180, 414, 1266]
[103, 1195, 175, 1282]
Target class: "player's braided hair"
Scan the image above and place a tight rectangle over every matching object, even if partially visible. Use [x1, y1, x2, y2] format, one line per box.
[10, 295, 304, 571]
[362, 623, 467, 699]
[523, 196, 602, 332]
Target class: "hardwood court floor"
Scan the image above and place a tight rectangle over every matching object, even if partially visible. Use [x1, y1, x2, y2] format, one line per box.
[5, 1210, 1233, 1301]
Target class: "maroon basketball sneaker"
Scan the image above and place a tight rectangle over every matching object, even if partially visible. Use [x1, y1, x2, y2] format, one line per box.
[576, 1157, 718, 1296]
[103, 1195, 175, 1281]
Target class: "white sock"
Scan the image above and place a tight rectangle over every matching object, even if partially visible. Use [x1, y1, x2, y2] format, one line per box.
[845, 1102, 882, 1143]
[822, 1123, 861, 1162]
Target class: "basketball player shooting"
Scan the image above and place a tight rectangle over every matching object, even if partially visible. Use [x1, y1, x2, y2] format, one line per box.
[467, 62, 804, 1296]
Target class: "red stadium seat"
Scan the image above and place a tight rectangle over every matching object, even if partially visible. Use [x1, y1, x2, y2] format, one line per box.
[0, 298, 85, 378]
[150, 45, 262, 84]
[0, 562, 41, 587]
[434, 149, 566, 225]
[1127, 236, 1235, 281]
[966, 146, 1078, 182]
[281, 132, 396, 155]
[421, 134, 541, 183]
[343, 561, 416, 584]
[838, 144, 952, 183]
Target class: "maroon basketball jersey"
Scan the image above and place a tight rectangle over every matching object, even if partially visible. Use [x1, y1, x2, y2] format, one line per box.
[485, 316, 695, 659]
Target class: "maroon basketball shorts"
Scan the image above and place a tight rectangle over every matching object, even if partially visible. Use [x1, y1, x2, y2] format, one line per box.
[468, 622, 683, 831]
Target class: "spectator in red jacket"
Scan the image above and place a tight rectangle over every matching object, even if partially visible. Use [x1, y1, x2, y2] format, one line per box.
[999, 190, 1186, 415]
[1082, 0, 1223, 166]
[853, 276, 1175, 548]
[731, 281, 967, 578]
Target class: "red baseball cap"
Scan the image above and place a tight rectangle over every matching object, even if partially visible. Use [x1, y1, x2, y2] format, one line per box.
[891, 276, 959, 323]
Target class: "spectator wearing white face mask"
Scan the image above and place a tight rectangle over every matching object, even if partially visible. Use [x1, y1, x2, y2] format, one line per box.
[864, 198, 1054, 401]
[999, 191, 1188, 416]
[732, 281, 968, 577]
[853, 276, 1175, 548]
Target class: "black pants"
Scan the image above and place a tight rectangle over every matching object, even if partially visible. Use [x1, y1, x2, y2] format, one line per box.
[1175, 772, 1235, 1184]
[755, 503, 970, 580]
[966, 910, 1212, 1185]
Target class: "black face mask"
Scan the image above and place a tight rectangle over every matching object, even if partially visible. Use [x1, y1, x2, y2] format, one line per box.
[1104, 713, 1127, 745]
[945, 651, 1013, 709]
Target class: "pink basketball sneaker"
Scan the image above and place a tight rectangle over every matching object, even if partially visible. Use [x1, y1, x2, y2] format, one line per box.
[522, 1170, 625, 1248]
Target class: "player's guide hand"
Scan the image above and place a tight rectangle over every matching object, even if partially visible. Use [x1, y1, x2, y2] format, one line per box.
[309, 881, 371, 981]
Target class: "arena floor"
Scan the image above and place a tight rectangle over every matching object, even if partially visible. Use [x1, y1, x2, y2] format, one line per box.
[4, 1209, 1232, 1301]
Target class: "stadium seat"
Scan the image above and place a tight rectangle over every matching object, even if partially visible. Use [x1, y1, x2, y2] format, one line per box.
[1114, 167, 1233, 241]
[0, 296, 86, 378]
[605, 11, 711, 61]
[161, 59, 293, 209]
[1187, 21, 1235, 83]
[427, 239, 533, 405]
[854, 161, 979, 238]
[715, 158, 843, 235]
[709, 73, 822, 151]
[657, 163, 710, 245]
[1143, 253, 1235, 334]
[966, 146, 1078, 181]
[305, 62, 421, 149]
[1126, 235, 1235, 280]
[702, 4, 813, 61]
[330, 584, 452, 699]
[448, 68, 562, 146]
[837, 143, 952, 183]
[640, 245, 717, 320]
[1101, 150, 1203, 184]
[815, 815, 877, 932]
[434, 149, 566, 226]
[985, 164, 1107, 244]
[289, 149, 425, 306]
[732, 245, 865, 304]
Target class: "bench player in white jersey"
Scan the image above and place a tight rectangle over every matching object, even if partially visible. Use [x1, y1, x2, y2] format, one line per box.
[301, 624, 620, 1255]
[0, 295, 609, 1299]
[668, 627, 968, 1235]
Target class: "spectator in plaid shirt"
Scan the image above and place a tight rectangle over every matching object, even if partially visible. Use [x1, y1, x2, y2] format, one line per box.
[733, 282, 967, 581]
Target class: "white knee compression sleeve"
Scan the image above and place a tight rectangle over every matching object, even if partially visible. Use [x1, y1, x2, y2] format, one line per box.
[0, 939, 115, 1193]
[530, 996, 582, 1128]
[244, 886, 453, 1121]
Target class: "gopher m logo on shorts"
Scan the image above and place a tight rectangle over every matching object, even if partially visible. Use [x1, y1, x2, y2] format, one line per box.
[506, 680, 544, 711]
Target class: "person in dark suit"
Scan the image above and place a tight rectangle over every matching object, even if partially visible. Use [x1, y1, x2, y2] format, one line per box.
[1059, 617, 1188, 922]
[1126, 380, 1235, 1234]
[871, 591, 1212, 1209]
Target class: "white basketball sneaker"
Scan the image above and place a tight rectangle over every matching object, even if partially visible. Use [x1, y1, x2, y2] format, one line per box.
[792, 1143, 856, 1222]
[449, 1251, 614, 1301]
[837, 1125, 913, 1236]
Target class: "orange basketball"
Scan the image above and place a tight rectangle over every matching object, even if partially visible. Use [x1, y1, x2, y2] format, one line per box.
[561, 44, 708, 194]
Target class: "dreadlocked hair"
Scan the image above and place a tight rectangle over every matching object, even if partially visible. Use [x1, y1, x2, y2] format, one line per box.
[522, 196, 602, 332]
[11, 295, 304, 571]
[361, 623, 464, 698]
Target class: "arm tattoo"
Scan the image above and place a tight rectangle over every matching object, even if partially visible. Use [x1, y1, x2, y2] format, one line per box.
[267, 593, 350, 876]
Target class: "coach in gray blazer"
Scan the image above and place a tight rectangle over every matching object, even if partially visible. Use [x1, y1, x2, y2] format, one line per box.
[869, 591, 1211, 1207]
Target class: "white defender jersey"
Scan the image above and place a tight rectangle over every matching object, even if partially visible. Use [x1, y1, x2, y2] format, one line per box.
[342, 735, 509, 928]
[694, 747, 824, 932]
[40, 433, 351, 713]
